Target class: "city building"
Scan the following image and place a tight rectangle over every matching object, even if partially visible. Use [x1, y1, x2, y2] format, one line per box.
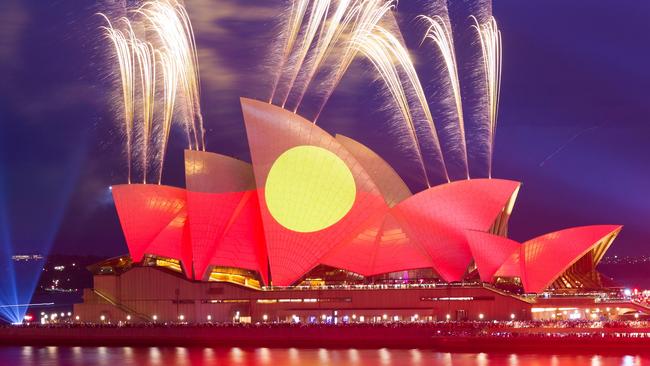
[74, 99, 644, 324]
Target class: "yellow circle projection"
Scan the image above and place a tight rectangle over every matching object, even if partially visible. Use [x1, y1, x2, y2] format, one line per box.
[265, 145, 357, 233]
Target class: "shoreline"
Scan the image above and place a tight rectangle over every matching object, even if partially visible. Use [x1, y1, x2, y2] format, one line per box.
[3, 325, 650, 352]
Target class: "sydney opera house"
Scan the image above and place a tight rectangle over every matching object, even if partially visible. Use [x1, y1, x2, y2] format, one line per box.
[74, 99, 640, 324]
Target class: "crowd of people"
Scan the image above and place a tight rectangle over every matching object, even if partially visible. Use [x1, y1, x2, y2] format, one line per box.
[7, 319, 650, 337]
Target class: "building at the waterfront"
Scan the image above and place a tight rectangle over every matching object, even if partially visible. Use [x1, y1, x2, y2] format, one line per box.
[74, 99, 642, 324]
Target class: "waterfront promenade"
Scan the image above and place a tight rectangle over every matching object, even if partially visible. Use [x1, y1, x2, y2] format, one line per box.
[3, 322, 650, 351]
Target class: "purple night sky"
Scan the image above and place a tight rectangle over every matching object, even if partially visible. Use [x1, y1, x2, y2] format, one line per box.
[0, 0, 648, 259]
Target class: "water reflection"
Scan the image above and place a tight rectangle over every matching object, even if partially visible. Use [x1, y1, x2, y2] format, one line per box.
[476, 352, 488, 366]
[0, 346, 649, 365]
[410, 349, 422, 364]
[255, 347, 271, 364]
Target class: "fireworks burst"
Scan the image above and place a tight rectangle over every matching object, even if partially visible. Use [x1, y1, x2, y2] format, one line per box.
[354, 24, 450, 185]
[137, 0, 205, 152]
[99, 15, 135, 183]
[276, 0, 330, 108]
[472, 15, 502, 178]
[100, 0, 204, 184]
[269, 0, 310, 103]
[269, 0, 396, 120]
[132, 37, 157, 183]
[156, 49, 179, 184]
[312, 0, 395, 121]
[419, 12, 469, 179]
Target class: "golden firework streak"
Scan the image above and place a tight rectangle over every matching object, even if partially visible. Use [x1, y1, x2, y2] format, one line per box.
[419, 14, 470, 179]
[472, 15, 502, 178]
[137, 0, 205, 151]
[269, 0, 310, 103]
[100, 15, 136, 183]
[132, 36, 157, 183]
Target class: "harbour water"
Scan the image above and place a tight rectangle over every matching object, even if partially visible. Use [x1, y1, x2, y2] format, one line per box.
[1, 346, 648, 366]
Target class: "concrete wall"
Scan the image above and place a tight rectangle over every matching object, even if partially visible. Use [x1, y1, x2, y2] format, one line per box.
[74, 266, 533, 324]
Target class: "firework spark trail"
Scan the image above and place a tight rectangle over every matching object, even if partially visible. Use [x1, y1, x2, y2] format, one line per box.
[156, 49, 178, 184]
[278, 0, 331, 108]
[269, 0, 310, 103]
[364, 26, 450, 183]
[132, 37, 157, 183]
[419, 13, 470, 179]
[291, 0, 354, 111]
[100, 15, 136, 184]
[354, 28, 435, 187]
[175, 3, 205, 151]
[471, 15, 502, 178]
[313, 0, 395, 122]
[101, 0, 202, 183]
[137, 0, 205, 151]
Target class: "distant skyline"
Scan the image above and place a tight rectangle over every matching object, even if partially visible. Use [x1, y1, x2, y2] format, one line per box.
[0, 0, 648, 259]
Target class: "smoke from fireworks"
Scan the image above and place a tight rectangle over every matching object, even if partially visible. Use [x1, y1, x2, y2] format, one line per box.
[100, 0, 204, 184]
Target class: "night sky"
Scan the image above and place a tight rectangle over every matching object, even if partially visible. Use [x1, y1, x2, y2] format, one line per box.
[0, 0, 648, 259]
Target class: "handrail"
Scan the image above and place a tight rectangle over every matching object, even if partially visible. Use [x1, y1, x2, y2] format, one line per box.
[93, 289, 151, 322]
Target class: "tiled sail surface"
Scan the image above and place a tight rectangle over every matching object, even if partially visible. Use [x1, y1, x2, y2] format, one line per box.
[335, 134, 411, 207]
[240, 98, 385, 286]
[146, 211, 193, 278]
[112, 184, 187, 263]
[464, 230, 520, 282]
[320, 210, 433, 276]
[211, 190, 269, 284]
[392, 179, 521, 282]
[518, 225, 621, 293]
[184, 150, 267, 283]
